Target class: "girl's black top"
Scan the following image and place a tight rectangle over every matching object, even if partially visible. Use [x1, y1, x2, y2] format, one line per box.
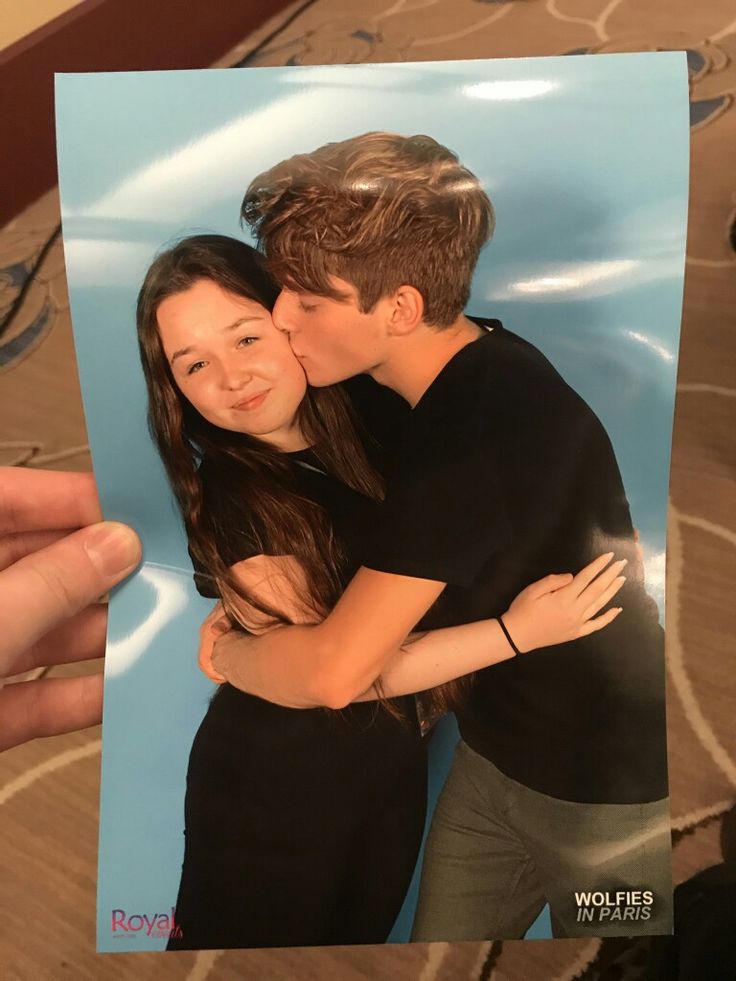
[170, 446, 427, 949]
[191, 445, 424, 796]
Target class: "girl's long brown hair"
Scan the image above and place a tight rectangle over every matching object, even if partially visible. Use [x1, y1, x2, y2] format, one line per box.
[136, 234, 466, 716]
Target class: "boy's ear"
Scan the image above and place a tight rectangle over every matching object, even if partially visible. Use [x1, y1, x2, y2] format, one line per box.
[387, 285, 424, 336]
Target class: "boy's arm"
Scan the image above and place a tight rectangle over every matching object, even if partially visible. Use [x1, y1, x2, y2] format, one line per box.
[211, 568, 446, 709]
[210, 552, 625, 707]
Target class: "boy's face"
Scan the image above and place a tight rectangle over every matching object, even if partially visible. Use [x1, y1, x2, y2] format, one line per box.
[272, 278, 390, 387]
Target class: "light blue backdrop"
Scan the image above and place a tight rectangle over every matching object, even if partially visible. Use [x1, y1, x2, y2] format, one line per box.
[55, 53, 689, 952]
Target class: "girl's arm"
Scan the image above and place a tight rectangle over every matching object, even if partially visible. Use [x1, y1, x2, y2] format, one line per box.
[200, 553, 626, 700]
[196, 554, 319, 683]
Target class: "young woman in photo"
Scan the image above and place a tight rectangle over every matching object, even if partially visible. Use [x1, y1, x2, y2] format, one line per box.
[135, 234, 624, 951]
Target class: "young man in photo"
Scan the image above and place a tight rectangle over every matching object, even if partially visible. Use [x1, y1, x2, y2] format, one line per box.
[209, 132, 672, 939]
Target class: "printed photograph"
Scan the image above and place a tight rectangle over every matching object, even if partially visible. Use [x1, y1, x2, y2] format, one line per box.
[54, 53, 689, 951]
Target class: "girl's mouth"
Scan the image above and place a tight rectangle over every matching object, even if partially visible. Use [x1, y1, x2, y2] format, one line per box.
[233, 390, 269, 411]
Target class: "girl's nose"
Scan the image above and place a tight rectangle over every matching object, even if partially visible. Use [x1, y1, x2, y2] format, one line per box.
[220, 365, 252, 390]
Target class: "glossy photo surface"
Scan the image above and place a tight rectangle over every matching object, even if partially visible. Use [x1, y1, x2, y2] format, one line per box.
[55, 54, 689, 951]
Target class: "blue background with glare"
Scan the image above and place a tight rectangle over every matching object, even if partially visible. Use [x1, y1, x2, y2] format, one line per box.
[55, 54, 689, 951]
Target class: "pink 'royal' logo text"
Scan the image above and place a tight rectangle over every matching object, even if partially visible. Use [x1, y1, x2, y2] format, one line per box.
[111, 907, 183, 940]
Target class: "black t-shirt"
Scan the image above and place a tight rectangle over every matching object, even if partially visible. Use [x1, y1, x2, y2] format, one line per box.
[340, 374, 411, 473]
[192, 446, 421, 735]
[364, 318, 667, 804]
[183, 449, 427, 914]
[193, 446, 376, 595]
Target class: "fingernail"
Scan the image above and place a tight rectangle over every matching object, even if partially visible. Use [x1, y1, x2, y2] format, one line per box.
[618, 558, 628, 568]
[617, 576, 627, 584]
[84, 522, 141, 577]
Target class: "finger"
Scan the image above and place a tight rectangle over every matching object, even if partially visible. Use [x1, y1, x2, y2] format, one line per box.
[577, 560, 627, 611]
[210, 645, 227, 680]
[582, 577, 626, 621]
[0, 528, 74, 573]
[211, 616, 232, 636]
[199, 616, 230, 644]
[0, 521, 140, 671]
[9, 604, 107, 675]
[200, 602, 227, 634]
[525, 572, 573, 600]
[198, 625, 226, 684]
[201, 662, 226, 684]
[569, 552, 616, 597]
[577, 606, 622, 638]
[205, 616, 232, 637]
[0, 673, 103, 752]
[210, 632, 237, 670]
[202, 600, 224, 623]
[0, 468, 101, 534]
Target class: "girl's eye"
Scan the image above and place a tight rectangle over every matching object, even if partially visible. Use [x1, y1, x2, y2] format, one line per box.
[187, 361, 206, 376]
[299, 301, 317, 314]
[238, 336, 258, 347]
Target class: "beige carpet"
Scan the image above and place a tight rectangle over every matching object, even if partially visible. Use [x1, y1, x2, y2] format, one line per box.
[1, 1, 735, 978]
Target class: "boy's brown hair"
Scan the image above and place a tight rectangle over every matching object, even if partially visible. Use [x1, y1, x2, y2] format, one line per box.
[241, 132, 495, 327]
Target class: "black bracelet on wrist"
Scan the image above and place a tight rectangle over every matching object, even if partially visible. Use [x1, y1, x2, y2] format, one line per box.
[497, 616, 523, 657]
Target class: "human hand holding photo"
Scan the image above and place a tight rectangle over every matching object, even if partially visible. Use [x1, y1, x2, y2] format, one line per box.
[0, 468, 141, 751]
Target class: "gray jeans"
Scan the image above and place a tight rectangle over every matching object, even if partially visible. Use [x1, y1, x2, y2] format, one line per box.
[412, 740, 673, 940]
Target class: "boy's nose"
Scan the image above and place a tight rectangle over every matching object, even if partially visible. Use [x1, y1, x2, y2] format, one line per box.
[273, 290, 297, 334]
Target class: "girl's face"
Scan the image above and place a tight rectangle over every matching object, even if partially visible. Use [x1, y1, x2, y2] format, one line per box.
[157, 279, 308, 451]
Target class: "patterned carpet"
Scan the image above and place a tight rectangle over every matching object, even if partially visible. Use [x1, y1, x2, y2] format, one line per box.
[1, 1, 735, 978]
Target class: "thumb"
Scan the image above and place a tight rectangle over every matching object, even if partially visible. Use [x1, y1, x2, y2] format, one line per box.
[0, 521, 141, 670]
